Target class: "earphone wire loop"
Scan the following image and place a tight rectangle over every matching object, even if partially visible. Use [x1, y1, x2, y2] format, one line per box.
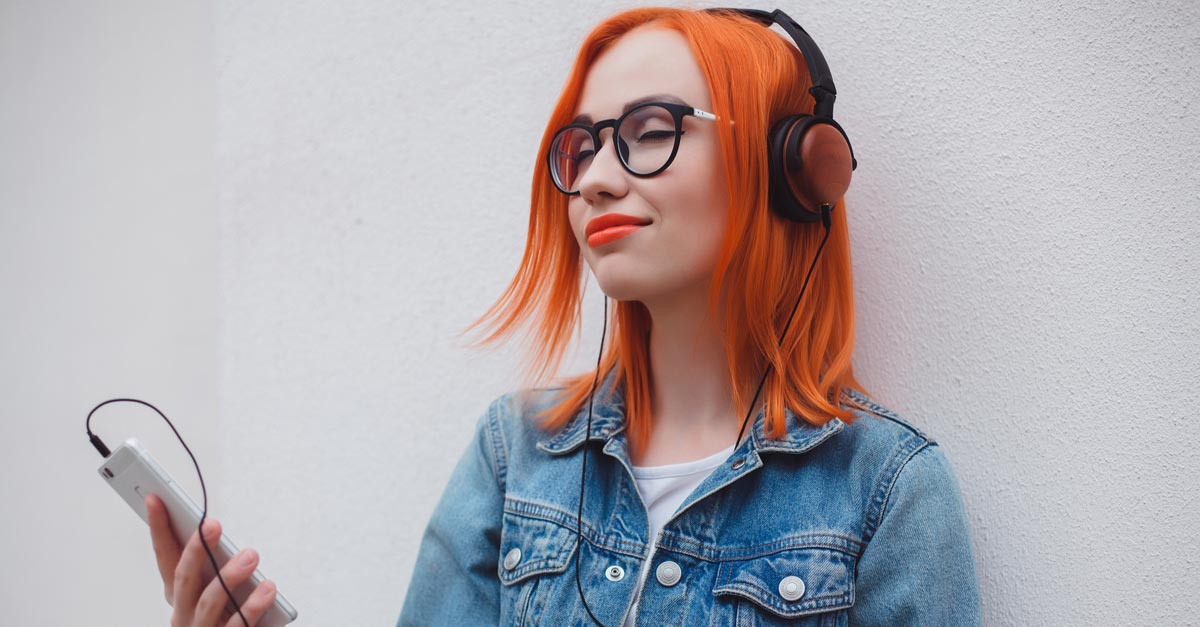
[86, 398, 251, 627]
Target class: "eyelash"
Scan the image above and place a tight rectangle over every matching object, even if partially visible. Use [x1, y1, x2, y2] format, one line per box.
[637, 130, 676, 142]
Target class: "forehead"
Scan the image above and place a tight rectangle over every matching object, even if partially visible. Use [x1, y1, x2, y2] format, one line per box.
[575, 26, 712, 121]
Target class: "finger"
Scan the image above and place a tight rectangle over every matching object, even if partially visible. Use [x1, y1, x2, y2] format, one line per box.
[145, 494, 182, 603]
[223, 579, 277, 627]
[173, 517, 223, 618]
[194, 548, 260, 626]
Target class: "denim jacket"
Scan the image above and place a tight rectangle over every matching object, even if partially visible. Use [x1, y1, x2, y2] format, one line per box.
[399, 371, 981, 626]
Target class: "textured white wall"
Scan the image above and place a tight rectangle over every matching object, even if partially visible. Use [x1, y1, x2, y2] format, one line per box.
[8, 0, 1196, 625]
[837, 2, 1199, 623]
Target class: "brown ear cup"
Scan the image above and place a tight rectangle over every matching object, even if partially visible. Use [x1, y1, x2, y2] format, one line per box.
[767, 113, 856, 223]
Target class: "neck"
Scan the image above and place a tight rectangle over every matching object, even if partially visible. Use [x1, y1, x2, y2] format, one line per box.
[637, 283, 742, 465]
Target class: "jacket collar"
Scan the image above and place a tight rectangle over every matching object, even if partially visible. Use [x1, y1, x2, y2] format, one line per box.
[536, 367, 845, 456]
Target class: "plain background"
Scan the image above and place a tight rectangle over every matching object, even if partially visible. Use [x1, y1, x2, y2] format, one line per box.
[3, 0, 1197, 625]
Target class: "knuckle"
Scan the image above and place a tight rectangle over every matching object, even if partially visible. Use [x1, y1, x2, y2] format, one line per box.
[174, 569, 194, 591]
[195, 590, 224, 614]
[222, 559, 251, 586]
[258, 582, 277, 605]
[251, 585, 275, 608]
[195, 593, 218, 616]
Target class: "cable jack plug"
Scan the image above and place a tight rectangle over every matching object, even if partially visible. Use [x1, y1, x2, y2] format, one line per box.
[89, 432, 111, 458]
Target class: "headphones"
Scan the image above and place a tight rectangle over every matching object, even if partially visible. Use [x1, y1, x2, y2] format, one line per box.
[712, 8, 857, 223]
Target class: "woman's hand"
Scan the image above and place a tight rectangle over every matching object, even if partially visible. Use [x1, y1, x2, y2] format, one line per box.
[145, 494, 278, 627]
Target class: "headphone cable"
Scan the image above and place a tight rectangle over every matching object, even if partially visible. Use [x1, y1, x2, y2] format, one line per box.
[87, 399, 251, 627]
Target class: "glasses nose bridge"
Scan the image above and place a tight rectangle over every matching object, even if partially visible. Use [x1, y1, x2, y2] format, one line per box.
[592, 118, 627, 164]
[574, 118, 629, 197]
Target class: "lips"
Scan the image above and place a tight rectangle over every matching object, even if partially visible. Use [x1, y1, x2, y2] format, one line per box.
[585, 213, 652, 247]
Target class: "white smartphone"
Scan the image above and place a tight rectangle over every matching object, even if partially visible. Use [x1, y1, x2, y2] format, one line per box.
[98, 437, 298, 626]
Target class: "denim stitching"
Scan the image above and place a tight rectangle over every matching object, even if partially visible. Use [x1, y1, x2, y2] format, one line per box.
[487, 396, 510, 493]
[503, 497, 647, 558]
[860, 438, 930, 545]
[713, 584, 852, 617]
[658, 533, 862, 561]
[842, 388, 933, 443]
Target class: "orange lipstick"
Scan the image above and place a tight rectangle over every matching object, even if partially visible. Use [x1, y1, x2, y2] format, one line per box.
[585, 213, 651, 248]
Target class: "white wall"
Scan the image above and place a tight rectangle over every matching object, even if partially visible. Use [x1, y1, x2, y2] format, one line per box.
[5, 0, 1197, 625]
[0, 1, 217, 625]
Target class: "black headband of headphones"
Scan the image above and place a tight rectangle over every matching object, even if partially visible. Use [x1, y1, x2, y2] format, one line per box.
[709, 8, 839, 118]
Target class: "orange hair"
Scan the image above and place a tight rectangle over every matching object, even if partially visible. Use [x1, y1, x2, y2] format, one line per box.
[460, 7, 868, 454]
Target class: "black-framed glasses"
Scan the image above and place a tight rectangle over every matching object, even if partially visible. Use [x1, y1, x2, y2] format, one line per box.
[547, 101, 717, 195]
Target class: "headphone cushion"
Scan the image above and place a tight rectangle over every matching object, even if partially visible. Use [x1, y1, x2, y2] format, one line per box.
[769, 114, 809, 174]
[766, 114, 819, 222]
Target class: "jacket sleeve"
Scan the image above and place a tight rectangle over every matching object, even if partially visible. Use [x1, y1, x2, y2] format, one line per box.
[398, 403, 506, 626]
[848, 442, 982, 625]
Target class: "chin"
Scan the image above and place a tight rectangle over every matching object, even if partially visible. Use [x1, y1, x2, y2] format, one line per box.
[594, 275, 691, 304]
[587, 257, 704, 304]
[594, 279, 646, 302]
[590, 266, 655, 301]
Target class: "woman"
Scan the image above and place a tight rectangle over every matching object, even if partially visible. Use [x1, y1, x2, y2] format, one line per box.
[146, 7, 980, 626]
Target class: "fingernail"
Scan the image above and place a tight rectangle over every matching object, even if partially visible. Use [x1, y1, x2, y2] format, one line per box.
[240, 549, 256, 564]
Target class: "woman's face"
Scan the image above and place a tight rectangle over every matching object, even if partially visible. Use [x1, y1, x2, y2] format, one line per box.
[567, 26, 729, 305]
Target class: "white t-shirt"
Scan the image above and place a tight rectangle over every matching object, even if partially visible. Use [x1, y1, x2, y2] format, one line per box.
[622, 445, 735, 627]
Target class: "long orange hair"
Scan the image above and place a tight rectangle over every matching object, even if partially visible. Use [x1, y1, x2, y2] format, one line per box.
[460, 8, 868, 454]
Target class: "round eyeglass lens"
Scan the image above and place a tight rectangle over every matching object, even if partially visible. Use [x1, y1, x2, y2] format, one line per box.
[618, 104, 680, 175]
[549, 127, 594, 193]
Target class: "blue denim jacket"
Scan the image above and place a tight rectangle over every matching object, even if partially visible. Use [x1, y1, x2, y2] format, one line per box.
[399, 372, 980, 625]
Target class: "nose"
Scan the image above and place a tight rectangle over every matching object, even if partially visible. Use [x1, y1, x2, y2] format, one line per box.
[576, 127, 629, 203]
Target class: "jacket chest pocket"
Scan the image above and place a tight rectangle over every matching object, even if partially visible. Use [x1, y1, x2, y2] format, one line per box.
[712, 547, 855, 626]
[498, 512, 576, 625]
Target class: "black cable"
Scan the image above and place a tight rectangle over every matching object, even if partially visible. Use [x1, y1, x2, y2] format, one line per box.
[573, 204, 833, 625]
[87, 399, 250, 627]
[575, 295, 609, 626]
[733, 204, 833, 450]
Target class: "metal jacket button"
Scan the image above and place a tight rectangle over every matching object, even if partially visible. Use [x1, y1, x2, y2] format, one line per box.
[605, 565, 625, 581]
[656, 560, 682, 587]
[503, 547, 521, 571]
[778, 575, 806, 601]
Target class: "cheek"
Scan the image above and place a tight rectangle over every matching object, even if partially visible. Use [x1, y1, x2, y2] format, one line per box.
[670, 135, 727, 206]
[665, 153, 728, 242]
[683, 178, 728, 271]
[649, 186, 727, 280]
[567, 200, 587, 247]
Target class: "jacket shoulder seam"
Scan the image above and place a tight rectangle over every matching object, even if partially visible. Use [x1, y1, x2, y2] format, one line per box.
[842, 388, 934, 443]
[860, 437, 933, 547]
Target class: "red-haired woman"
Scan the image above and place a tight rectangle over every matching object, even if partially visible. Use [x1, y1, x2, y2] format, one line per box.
[146, 7, 981, 627]
[402, 8, 980, 625]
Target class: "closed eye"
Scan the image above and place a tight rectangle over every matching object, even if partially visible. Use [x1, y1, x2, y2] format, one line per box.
[558, 149, 595, 163]
[637, 130, 681, 142]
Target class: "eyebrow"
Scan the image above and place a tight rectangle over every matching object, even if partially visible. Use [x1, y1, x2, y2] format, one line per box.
[571, 93, 689, 125]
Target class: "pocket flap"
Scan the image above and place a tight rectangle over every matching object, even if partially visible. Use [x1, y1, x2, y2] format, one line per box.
[712, 547, 855, 618]
[497, 512, 576, 586]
